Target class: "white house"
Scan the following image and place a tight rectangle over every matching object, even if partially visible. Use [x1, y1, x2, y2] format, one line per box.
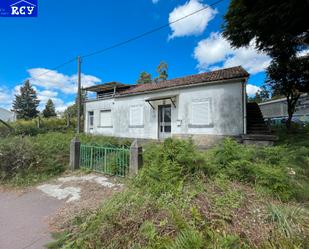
[259, 94, 309, 123]
[0, 108, 16, 122]
[84, 66, 249, 146]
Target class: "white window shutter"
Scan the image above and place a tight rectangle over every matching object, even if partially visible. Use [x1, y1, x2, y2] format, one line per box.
[100, 110, 112, 127]
[130, 106, 143, 126]
[191, 100, 211, 125]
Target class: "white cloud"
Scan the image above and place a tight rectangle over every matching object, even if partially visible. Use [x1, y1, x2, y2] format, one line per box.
[37, 89, 63, 111]
[1, 69, 101, 111]
[28, 68, 101, 94]
[246, 84, 260, 96]
[297, 48, 309, 57]
[194, 32, 271, 74]
[168, 0, 217, 39]
[56, 101, 75, 113]
[0, 87, 13, 109]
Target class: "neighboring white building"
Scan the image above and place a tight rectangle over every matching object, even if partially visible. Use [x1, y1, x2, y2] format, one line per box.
[84, 66, 249, 146]
[259, 94, 309, 122]
[0, 108, 16, 122]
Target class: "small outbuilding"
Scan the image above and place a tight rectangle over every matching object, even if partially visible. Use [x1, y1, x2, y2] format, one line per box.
[0, 107, 16, 122]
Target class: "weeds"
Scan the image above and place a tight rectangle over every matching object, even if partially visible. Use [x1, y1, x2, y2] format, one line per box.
[0, 132, 131, 186]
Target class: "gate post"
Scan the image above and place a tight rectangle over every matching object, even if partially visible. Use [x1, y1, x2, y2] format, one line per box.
[70, 137, 80, 170]
[129, 140, 143, 176]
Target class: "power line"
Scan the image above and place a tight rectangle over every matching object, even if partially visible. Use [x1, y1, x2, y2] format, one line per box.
[82, 0, 225, 59]
[32, 57, 77, 79]
[21, 0, 224, 82]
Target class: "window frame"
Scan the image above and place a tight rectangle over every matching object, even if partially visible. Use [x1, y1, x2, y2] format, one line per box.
[129, 105, 144, 128]
[88, 111, 94, 127]
[98, 109, 113, 128]
[189, 98, 213, 128]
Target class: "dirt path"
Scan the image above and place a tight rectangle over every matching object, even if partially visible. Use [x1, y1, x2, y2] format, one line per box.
[0, 173, 123, 249]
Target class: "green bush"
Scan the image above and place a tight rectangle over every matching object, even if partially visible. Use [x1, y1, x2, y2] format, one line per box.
[204, 138, 309, 202]
[49, 135, 309, 249]
[0, 118, 76, 137]
[0, 132, 130, 185]
[0, 137, 37, 180]
[135, 138, 205, 196]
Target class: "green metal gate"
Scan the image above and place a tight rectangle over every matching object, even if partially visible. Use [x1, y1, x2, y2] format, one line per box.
[80, 144, 130, 177]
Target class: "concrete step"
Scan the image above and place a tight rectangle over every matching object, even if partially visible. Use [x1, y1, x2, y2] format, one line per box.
[241, 134, 278, 146]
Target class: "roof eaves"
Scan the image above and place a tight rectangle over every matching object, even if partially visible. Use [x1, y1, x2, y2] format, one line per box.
[115, 76, 247, 98]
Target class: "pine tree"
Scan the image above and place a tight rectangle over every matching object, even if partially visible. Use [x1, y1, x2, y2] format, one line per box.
[155, 61, 168, 82]
[137, 72, 152, 84]
[12, 80, 40, 120]
[43, 99, 57, 118]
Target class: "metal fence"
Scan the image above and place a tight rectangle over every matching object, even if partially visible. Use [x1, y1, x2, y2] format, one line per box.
[80, 144, 130, 177]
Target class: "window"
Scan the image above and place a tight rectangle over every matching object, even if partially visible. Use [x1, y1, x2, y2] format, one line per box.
[190, 100, 211, 126]
[100, 110, 112, 127]
[129, 106, 143, 127]
[88, 111, 94, 127]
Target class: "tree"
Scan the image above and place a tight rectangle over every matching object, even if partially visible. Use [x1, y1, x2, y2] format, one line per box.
[257, 85, 270, 103]
[266, 56, 309, 129]
[247, 86, 270, 103]
[155, 61, 168, 82]
[42, 99, 57, 118]
[137, 72, 152, 84]
[64, 90, 86, 118]
[12, 80, 40, 120]
[222, 0, 309, 54]
[223, 0, 309, 129]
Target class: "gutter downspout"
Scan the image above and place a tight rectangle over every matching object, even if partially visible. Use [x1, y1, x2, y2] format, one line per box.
[243, 79, 247, 135]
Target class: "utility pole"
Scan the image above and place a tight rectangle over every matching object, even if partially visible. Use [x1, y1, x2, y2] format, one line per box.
[77, 56, 82, 134]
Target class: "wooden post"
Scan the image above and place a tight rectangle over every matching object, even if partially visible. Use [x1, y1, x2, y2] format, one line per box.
[77, 56, 82, 134]
[70, 137, 80, 170]
[129, 140, 143, 176]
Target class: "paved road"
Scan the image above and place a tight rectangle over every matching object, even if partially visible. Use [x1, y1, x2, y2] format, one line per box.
[0, 189, 64, 249]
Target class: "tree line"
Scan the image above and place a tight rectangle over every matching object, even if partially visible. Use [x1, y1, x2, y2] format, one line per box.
[136, 61, 169, 84]
[12, 80, 57, 120]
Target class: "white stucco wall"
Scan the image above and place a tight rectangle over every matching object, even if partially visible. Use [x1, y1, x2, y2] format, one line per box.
[0, 108, 16, 122]
[259, 95, 309, 119]
[84, 80, 244, 140]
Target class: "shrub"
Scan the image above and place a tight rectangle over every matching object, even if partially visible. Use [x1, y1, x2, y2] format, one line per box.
[0, 137, 37, 180]
[0, 132, 132, 185]
[135, 138, 205, 195]
[205, 138, 308, 201]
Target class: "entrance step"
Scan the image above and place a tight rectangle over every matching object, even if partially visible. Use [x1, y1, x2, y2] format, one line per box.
[241, 134, 278, 146]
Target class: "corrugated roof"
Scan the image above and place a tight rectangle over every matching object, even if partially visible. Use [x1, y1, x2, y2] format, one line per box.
[84, 82, 131, 92]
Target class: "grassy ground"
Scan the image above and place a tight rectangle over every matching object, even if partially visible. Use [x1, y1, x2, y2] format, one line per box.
[47, 128, 309, 249]
[0, 132, 131, 186]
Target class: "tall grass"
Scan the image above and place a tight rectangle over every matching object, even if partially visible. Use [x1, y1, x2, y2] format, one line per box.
[0, 132, 131, 186]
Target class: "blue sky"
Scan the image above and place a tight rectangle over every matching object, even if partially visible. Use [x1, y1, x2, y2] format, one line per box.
[0, 0, 270, 112]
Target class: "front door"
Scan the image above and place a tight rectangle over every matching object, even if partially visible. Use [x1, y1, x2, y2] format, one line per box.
[158, 105, 171, 139]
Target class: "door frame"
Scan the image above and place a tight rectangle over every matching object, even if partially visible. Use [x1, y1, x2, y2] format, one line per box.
[157, 104, 172, 139]
[88, 111, 94, 133]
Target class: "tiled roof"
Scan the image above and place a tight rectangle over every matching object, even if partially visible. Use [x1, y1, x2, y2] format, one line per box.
[119, 66, 249, 96]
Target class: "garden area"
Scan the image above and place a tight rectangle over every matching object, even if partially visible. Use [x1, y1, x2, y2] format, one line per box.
[0, 118, 131, 186]
[45, 127, 309, 249]
[1, 118, 308, 248]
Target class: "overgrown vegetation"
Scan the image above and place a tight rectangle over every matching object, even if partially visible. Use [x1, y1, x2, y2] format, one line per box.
[0, 132, 131, 186]
[49, 128, 309, 249]
[0, 118, 75, 137]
